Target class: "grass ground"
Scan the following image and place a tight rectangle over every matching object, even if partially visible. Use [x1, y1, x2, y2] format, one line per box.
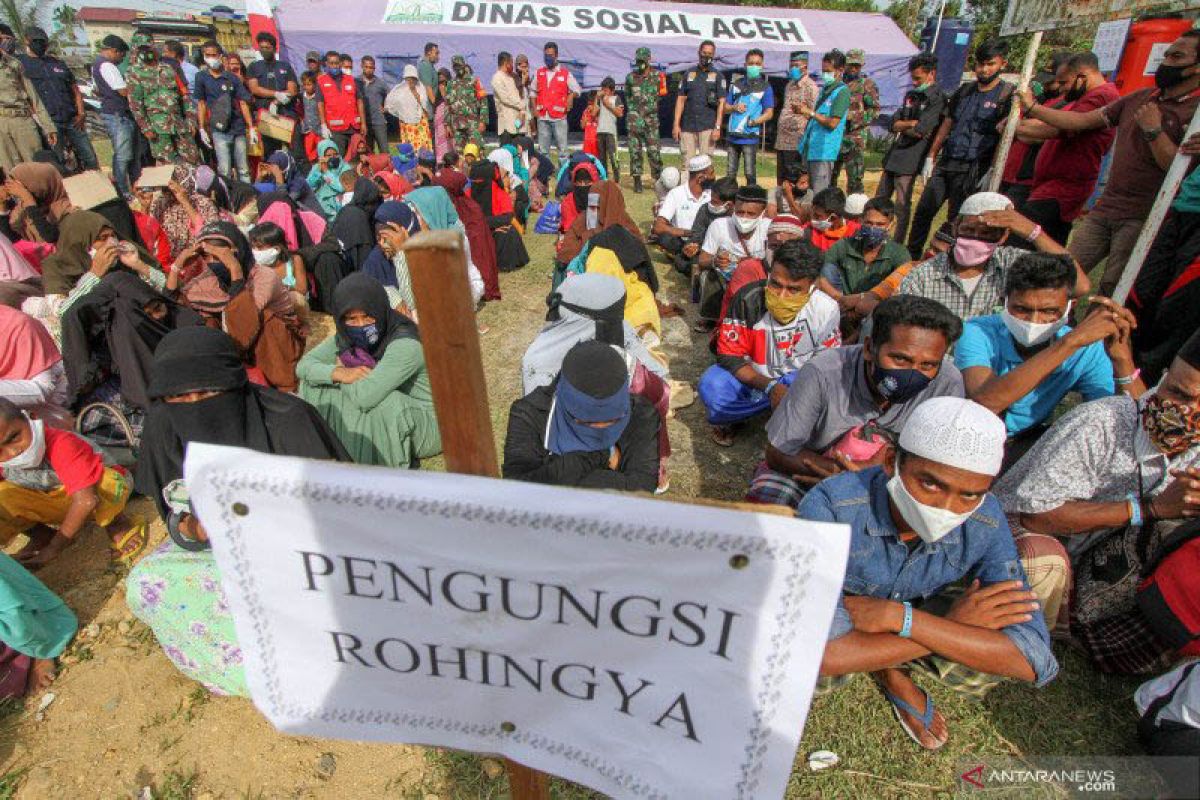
[0, 146, 1140, 799]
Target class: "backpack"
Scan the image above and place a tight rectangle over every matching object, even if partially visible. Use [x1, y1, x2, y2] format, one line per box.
[1137, 521, 1200, 652]
[1137, 661, 1200, 758]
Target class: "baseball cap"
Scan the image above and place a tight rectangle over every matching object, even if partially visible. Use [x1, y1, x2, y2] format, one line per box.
[636, 47, 651, 61]
[26, 26, 49, 42]
[305, 50, 320, 62]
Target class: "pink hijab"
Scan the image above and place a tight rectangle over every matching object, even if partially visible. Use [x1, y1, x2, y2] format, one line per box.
[0, 233, 41, 281]
[258, 201, 326, 251]
[0, 305, 61, 379]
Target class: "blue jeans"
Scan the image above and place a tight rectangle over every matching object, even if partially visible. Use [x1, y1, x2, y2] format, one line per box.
[698, 365, 798, 426]
[101, 112, 135, 196]
[213, 129, 250, 182]
[537, 118, 568, 162]
[54, 122, 99, 172]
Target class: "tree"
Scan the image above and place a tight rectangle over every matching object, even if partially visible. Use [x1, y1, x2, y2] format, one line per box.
[0, 0, 53, 40]
[52, 4, 80, 43]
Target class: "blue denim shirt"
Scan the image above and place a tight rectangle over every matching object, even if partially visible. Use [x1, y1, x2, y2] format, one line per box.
[797, 466, 1058, 687]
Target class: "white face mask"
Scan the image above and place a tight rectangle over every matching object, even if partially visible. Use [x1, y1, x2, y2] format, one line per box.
[1000, 301, 1072, 348]
[205, 56, 223, 70]
[810, 216, 834, 232]
[339, 191, 355, 207]
[2, 416, 47, 470]
[708, 202, 729, 215]
[252, 247, 280, 266]
[734, 214, 761, 235]
[886, 467, 982, 544]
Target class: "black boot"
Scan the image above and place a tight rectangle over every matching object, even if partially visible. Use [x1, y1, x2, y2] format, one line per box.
[633, 176, 643, 194]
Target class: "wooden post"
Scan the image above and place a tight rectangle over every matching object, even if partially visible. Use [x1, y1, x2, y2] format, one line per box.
[403, 229, 552, 800]
[1112, 104, 1200, 304]
[989, 30, 1043, 192]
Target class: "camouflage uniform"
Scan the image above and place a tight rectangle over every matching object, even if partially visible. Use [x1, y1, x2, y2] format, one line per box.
[0, 52, 54, 170]
[623, 47, 663, 180]
[446, 56, 487, 152]
[835, 49, 880, 195]
[127, 60, 200, 164]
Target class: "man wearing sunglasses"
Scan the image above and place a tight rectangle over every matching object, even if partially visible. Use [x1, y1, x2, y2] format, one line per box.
[897, 192, 1088, 323]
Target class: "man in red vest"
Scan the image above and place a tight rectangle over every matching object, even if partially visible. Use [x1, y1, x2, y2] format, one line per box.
[315, 49, 366, 155]
[533, 41, 580, 165]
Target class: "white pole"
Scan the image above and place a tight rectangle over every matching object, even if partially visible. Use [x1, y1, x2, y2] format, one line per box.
[1111, 104, 1200, 304]
[930, 0, 948, 52]
[988, 30, 1042, 192]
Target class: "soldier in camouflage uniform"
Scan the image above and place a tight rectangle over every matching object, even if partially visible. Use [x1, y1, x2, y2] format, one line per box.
[127, 44, 199, 165]
[446, 55, 487, 152]
[624, 46, 664, 193]
[0, 29, 56, 171]
[834, 48, 880, 195]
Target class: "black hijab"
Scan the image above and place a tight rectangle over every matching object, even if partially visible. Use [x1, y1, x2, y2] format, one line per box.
[589, 224, 659, 294]
[136, 327, 351, 522]
[332, 272, 418, 359]
[331, 178, 383, 270]
[469, 161, 497, 213]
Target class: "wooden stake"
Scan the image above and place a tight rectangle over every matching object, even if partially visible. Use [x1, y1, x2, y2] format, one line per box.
[989, 30, 1042, 193]
[403, 229, 551, 800]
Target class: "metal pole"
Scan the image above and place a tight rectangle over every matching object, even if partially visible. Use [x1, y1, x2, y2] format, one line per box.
[988, 30, 1042, 192]
[1112, 104, 1200, 304]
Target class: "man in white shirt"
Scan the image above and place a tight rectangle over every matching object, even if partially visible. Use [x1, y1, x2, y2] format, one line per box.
[651, 154, 714, 274]
[696, 184, 771, 327]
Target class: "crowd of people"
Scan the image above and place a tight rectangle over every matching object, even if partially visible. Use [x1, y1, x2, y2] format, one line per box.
[0, 19, 1199, 765]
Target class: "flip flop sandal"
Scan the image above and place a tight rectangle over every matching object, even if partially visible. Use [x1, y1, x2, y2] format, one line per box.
[710, 426, 736, 448]
[111, 518, 149, 564]
[881, 686, 946, 751]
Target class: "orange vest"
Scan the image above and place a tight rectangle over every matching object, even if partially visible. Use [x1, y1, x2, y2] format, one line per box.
[316, 72, 360, 132]
[535, 66, 570, 120]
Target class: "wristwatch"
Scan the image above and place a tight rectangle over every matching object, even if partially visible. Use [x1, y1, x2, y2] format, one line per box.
[1141, 126, 1163, 142]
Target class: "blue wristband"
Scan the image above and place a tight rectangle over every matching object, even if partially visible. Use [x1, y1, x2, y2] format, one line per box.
[1128, 493, 1143, 528]
[898, 601, 913, 639]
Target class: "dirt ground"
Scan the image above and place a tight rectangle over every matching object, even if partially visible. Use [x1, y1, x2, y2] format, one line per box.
[0, 162, 1138, 798]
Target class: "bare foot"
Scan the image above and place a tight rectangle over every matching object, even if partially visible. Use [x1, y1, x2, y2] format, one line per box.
[873, 668, 948, 750]
[14, 525, 55, 559]
[29, 658, 57, 692]
[710, 425, 735, 447]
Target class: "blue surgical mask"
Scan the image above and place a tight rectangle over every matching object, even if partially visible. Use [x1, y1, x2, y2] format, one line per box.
[325, 66, 342, 78]
[345, 322, 380, 350]
[544, 55, 556, 68]
[327, 156, 341, 169]
[870, 361, 932, 404]
[745, 65, 763, 79]
[789, 67, 804, 81]
[822, 71, 836, 83]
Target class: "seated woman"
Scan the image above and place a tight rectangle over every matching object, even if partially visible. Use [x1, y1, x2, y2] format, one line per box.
[487, 148, 529, 227]
[470, 161, 529, 273]
[248, 222, 309, 319]
[404, 185, 485, 307]
[3, 162, 74, 246]
[195, 165, 259, 229]
[0, 397, 146, 568]
[306, 139, 352, 219]
[362, 201, 424, 317]
[435, 169, 500, 302]
[557, 169, 640, 285]
[373, 169, 413, 202]
[503, 339, 659, 492]
[129, 327, 350, 696]
[0, 306, 71, 430]
[166, 222, 305, 393]
[0, 233, 43, 311]
[297, 273, 440, 468]
[331, 177, 384, 270]
[0, 553, 77, 700]
[148, 165, 228, 262]
[572, 225, 663, 348]
[253, 151, 323, 216]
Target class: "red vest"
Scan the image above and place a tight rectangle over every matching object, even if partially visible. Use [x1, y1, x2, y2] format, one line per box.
[316, 72, 360, 132]
[535, 66, 570, 120]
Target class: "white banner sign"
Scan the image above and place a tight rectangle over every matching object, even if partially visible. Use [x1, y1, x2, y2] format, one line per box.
[186, 444, 849, 800]
[382, 0, 813, 45]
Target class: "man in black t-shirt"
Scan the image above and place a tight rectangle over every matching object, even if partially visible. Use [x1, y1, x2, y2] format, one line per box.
[246, 31, 301, 160]
[877, 53, 945, 247]
[673, 39, 727, 163]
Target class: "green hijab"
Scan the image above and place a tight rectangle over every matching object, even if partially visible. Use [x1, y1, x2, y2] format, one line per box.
[405, 186, 461, 231]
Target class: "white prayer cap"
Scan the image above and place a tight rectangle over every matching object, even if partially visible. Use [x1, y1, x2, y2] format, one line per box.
[958, 191, 1013, 217]
[403, 64, 419, 80]
[844, 193, 870, 216]
[687, 154, 713, 173]
[657, 166, 681, 191]
[898, 397, 1007, 476]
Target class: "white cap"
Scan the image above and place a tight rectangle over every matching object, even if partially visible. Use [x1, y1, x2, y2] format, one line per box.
[898, 397, 1007, 477]
[403, 64, 419, 80]
[844, 193, 870, 216]
[687, 154, 713, 173]
[958, 191, 1013, 217]
[657, 166, 681, 191]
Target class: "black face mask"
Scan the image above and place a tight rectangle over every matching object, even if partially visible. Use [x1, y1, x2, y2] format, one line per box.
[1155, 62, 1196, 92]
[29, 40, 49, 57]
[572, 185, 591, 210]
[699, 55, 713, 68]
[699, 177, 715, 191]
[1064, 80, 1086, 102]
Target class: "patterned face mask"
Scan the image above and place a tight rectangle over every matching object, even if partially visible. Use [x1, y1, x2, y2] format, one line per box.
[1142, 393, 1200, 457]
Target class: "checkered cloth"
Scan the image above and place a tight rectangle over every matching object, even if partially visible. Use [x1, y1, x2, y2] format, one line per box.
[1072, 609, 1177, 676]
[744, 460, 808, 508]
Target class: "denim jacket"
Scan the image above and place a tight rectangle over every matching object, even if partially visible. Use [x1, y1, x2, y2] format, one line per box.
[797, 466, 1058, 687]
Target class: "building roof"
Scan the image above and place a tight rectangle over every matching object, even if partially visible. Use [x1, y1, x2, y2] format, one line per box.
[77, 7, 139, 24]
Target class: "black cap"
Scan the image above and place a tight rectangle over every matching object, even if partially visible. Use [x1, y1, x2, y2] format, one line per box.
[26, 26, 49, 42]
[101, 34, 128, 52]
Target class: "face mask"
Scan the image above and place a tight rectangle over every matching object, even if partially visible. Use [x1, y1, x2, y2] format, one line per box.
[699, 55, 713, 68]
[325, 66, 342, 78]
[544, 55, 556, 68]
[822, 71, 835, 83]
[252, 247, 280, 266]
[745, 65, 763, 79]
[29, 40, 48, 57]
[205, 57, 223, 70]
[572, 185, 591, 211]
[637, 60, 649, 71]
[887, 466, 981, 544]
[855, 226, 888, 249]
[707, 202, 729, 215]
[1155, 62, 1195, 92]
[1001, 301, 1071, 348]
[1142, 393, 1200, 457]
[789, 66, 803, 81]
[810, 216, 833, 232]
[765, 288, 810, 325]
[207, 260, 232, 290]
[1, 415, 46, 470]
[327, 156, 342, 169]
[870, 360, 933, 404]
[734, 214, 761, 235]
[345, 322, 381, 350]
[1064, 80, 1086, 102]
[339, 190, 355, 207]
[952, 237, 998, 267]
